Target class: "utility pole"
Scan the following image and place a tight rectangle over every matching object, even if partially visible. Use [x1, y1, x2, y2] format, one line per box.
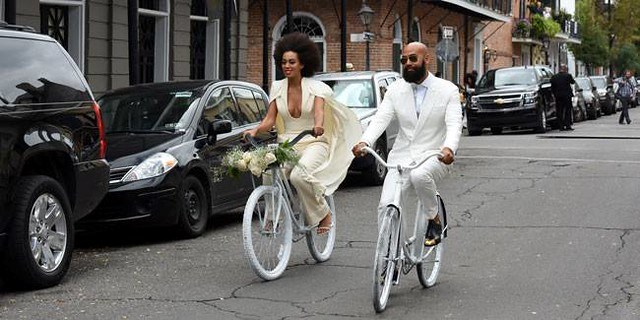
[608, 0, 614, 78]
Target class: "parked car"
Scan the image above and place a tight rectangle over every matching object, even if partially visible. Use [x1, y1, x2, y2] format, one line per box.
[589, 76, 616, 115]
[466, 65, 557, 135]
[78, 81, 274, 237]
[313, 71, 401, 185]
[574, 77, 601, 120]
[0, 23, 109, 289]
[571, 84, 588, 123]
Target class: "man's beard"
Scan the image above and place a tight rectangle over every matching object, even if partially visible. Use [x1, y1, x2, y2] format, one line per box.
[403, 62, 427, 83]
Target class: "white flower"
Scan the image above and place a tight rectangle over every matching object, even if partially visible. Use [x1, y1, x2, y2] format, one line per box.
[242, 152, 252, 162]
[235, 159, 248, 171]
[248, 161, 264, 177]
[265, 152, 277, 165]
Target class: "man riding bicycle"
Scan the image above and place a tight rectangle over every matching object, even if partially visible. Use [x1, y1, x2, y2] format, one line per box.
[352, 42, 462, 247]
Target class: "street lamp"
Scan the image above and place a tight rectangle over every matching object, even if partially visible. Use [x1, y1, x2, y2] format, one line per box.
[542, 38, 550, 66]
[358, 0, 374, 71]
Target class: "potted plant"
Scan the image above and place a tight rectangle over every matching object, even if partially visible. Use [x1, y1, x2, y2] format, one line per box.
[514, 18, 532, 38]
[531, 14, 561, 39]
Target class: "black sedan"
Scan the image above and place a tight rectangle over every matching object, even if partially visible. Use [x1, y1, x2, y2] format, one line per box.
[79, 81, 274, 237]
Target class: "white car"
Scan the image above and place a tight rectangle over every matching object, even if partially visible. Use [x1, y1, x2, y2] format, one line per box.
[314, 71, 401, 185]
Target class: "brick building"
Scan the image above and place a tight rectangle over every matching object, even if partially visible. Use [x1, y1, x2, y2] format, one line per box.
[3, 0, 523, 95]
[246, 0, 512, 89]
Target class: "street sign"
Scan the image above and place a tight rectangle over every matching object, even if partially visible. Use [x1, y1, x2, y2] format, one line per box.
[350, 32, 375, 43]
[435, 39, 458, 62]
[363, 31, 375, 42]
[442, 26, 454, 40]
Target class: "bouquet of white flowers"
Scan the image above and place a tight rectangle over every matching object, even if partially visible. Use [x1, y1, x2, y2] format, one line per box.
[223, 140, 299, 177]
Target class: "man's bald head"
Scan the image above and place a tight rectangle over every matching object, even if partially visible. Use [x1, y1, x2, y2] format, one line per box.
[403, 42, 428, 56]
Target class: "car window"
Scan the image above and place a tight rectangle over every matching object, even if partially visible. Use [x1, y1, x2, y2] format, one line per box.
[232, 87, 264, 125]
[202, 87, 242, 129]
[477, 68, 537, 88]
[378, 79, 389, 100]
[251, 90, 268, 118]
[99, 90, 201, 133]
[0, 36, 91, 105]
[590, 78, 607, 89]
[322, 79, 375, 108]
[575, 78, 590, 90]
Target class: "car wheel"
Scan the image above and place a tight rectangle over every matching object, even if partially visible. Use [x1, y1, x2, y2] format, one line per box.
[534, 108, 547, 133]
[1, 176, 74, 289]
[490, 127, 503, 135]
[366, 140, 388, 186]
[467, 128, 482, 136]
[587, 103, 597, 120]
[175, 175, 208, 238]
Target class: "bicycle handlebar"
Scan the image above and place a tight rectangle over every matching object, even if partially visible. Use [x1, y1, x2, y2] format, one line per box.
[362, 146, 443, 171]
[244, 129, 316, 148]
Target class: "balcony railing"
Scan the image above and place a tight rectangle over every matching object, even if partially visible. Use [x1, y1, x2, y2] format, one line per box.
[463, 0, 512, 16]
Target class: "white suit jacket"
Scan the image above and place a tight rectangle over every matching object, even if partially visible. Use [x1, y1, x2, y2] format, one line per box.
[361, 74, 463, 166]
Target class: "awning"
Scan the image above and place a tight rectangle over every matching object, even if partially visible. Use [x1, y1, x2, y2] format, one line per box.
[422, 0, 511, 22]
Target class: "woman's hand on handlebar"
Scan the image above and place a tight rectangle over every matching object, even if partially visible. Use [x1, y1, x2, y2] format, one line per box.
[312, 126, 324, 137]
[439, 147, 455, 165]
[243, 128, 258, 141]
[352, 142, 369, 157]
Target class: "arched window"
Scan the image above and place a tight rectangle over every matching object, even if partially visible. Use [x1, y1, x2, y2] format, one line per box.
[273, 13, 326, 80]
[393, 17, 402, 73]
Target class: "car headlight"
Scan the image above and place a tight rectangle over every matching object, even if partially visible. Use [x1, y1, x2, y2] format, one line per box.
[470, 96, 479, 105]
[122, 152, 178, 182]
[523, 92, 538, 104]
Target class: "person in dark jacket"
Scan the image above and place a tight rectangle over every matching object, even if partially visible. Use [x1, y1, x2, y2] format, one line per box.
[550, 64, 575, 131]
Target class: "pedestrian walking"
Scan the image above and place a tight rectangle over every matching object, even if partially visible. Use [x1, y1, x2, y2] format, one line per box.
[615, 70, 634, 125]
[550, 64, 575, 131]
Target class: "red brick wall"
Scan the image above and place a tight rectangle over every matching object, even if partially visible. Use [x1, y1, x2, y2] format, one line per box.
[246, 1, 490, 87]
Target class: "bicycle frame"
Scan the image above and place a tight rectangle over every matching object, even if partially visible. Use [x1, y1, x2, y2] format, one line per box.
[363, 146, 446, 267]
[259, 166, 318, 239]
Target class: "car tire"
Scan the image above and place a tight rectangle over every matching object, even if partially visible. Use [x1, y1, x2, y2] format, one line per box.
[366, 140, 388, 186]
[534, 108, 547, 133]
[467, 128, 482, 136]
[1, 176, 74, 289]
[490, 127, 503, 135]
[587, 104, 597, 120]
[175, 175, 208, 238]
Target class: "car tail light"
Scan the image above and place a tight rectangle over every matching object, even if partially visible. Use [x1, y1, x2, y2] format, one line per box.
[92, 102, 107, 158]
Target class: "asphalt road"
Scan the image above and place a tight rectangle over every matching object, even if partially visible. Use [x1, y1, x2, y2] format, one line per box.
[2, 108, 640, 319]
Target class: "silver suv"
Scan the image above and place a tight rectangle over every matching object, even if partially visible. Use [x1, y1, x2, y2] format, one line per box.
[313, 71, 400, 185]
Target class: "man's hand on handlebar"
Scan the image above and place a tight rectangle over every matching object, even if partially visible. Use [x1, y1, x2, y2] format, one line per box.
[352, 142, 369, 157]
[439, 147, 455, 165]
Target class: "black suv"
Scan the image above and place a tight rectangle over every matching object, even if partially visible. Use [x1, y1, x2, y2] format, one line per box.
[0, 23, 109, 289]
[467, 66, 557, 135]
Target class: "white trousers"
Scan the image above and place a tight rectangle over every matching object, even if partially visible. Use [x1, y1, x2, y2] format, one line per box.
[377, 156, 449, 227]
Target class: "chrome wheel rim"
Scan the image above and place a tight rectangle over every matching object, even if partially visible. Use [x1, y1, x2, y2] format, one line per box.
[29, 193, 67, 273]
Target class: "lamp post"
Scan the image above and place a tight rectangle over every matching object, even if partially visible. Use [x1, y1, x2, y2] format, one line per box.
[358, 0, 374, 71]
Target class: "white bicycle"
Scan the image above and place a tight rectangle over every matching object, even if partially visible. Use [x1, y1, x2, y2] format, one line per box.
[242, 131, 336, 281]
[363, 146, 449, 313]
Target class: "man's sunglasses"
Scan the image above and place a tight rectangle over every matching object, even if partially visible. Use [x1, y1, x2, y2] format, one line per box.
[400, 55, 420, 65]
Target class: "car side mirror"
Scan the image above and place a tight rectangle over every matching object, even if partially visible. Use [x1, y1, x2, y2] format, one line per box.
[206, 119, 232, 145]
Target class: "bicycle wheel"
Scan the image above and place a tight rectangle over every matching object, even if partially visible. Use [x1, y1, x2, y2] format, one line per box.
[417, 197, 445, 288]
[372, 206, 400, 313]
[306, 195, 337, 262]
[242, 186, 293, 281]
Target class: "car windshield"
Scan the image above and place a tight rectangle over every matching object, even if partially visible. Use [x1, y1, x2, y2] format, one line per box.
[477, 68, 537, 89]
[321, 79, 375, 108]
[590, 78, 607, 89]
[575, 78, 591, 90]
[99, 90, 201, 133]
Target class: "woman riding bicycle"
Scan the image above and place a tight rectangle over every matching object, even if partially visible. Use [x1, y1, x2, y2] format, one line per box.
[244, 32, 360, 235]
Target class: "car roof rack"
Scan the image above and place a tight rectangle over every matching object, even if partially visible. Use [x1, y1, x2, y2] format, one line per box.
[0, 21, 36, 32]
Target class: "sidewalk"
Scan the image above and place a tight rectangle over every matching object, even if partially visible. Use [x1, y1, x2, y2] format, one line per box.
[545, 105, 640, 139]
